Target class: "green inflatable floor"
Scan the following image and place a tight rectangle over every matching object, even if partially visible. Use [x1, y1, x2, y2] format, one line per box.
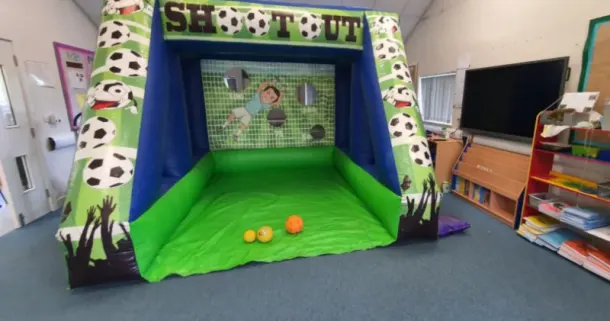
[138, 167, 394, 281]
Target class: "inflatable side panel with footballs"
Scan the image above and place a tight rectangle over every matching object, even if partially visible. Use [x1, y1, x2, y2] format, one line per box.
[366, 11, 440, 239]
[57, 0, 153, 287]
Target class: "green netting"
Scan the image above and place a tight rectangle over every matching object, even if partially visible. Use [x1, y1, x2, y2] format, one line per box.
[201, 60, 335, 150]
[131, 147, 398, 282]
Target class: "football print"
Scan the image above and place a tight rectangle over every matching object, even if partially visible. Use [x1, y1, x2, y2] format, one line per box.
[87, 80, 138, 114]
[97, 20, 130, 48]
[245, 9, 270, 36]
[390, 61, 412, 83]
[105, 48, 147, 77]
[407, 136, 432, 167]
[103, 0, 143, 15]
[76, 116, 117, 151]
[370, 16, 399, 34]
[216, 7, 243, 35]
[388, 112, 418, 147]
[374, 39, 404, 60]
[382, 85, 416, 108]
[299, 13, 322, 40]
[83, 152, 134, 189]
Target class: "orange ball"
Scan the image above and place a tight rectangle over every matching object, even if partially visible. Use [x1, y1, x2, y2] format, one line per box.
[285, 215, 304, 234]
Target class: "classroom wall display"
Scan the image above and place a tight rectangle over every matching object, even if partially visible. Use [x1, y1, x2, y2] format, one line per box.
[58, 0, 440, 288]
[53, 43, 95, 130]
[579, 14, 610, 113]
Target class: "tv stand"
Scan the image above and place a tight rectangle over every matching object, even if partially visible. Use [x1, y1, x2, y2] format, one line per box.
[451, 138, 528, 228]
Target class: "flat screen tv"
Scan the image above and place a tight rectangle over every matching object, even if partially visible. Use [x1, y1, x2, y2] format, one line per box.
[460, 57, 569, 139]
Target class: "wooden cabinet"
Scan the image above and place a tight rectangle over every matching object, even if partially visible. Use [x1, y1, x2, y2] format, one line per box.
[452, 142, 529, 227]
[428, 139, 463, 186]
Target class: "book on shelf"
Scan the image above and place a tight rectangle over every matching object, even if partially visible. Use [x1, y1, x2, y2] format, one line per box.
[561, 206, 609, 230]
[534, 237, 548, 247]
[558, 240, 590, 266]
[559, 248, 584, 266]
[537, 228, 581, 252]
[483, 188, 491, 205]
[562, 206, 608, 220]
[524, 215, 560, 233]
[517, 225, 539, 242]
[584, 259, 610, 281]
[521, 224, 546, 236]
[582, 239, 610, 280]
[455, 176, 464, 194]
[588, 247, 610, 270]
[538, 201, 571, 219]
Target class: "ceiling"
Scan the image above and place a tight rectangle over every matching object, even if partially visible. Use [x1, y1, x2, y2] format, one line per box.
[73, 0, 432, 40]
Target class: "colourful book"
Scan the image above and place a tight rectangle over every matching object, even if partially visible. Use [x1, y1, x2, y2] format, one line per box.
[558, 240, 590, 265]
[524, 215, 560, 233]
[537, 228, 581, 251]
[520, 224, 546, 235]
[559, 248, 583, 266]
[588, 248, 610, 271]
[517, 226, 538, 242]
[584, 259, 610, 281]
[538, 201, 570, 219]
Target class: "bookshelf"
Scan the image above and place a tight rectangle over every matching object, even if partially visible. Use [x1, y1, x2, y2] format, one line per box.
[452, 140, 529, 228]
[521, 114, 610, 278]
[521, 116, 610, 233]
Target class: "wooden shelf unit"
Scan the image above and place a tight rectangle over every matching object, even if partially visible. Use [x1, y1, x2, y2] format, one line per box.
[452, 141, 529, 228]
[521, 116, 610, 279]
[428, 138, 463, 186]
[522, 117, 610, 240]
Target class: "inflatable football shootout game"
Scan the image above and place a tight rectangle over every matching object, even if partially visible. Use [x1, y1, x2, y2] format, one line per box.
[59, 0, 441, 287]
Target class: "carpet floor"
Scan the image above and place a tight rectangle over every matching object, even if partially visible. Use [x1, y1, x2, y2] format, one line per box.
[1, 194, 608, 321]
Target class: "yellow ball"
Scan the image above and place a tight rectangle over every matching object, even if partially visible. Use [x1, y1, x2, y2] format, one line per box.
[243, 230, 256, 243]
[257, 226, 273, 243]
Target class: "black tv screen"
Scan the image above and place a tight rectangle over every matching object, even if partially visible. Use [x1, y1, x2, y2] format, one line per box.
[460, 57, 569, 139]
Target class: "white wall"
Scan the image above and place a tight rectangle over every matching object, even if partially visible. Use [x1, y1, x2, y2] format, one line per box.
[0, 0, 97, 204]
[406, 0, 610, 91]
[406, 0, 610, 151]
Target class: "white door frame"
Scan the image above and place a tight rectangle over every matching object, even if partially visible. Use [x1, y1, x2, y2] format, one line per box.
[0, 38, 54, 229]
[8, 38, 57, 212]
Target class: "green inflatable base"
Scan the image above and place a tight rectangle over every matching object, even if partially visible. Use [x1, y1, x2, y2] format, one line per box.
[132, 147, 399, 282]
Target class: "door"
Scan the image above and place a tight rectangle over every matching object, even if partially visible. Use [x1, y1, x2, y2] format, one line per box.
[0, 39, 50, 234]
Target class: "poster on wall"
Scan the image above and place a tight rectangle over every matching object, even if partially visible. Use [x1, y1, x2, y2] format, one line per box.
[53, 42, 94, 131]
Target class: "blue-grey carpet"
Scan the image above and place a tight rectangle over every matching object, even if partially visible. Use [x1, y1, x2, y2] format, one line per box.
[1, 194, 608, 321]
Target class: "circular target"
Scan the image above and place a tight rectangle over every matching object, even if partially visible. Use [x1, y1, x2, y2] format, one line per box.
[310, 125, 325, 140]
[267, 108, 286, 127]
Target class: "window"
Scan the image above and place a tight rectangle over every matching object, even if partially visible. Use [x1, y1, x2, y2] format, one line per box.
[15, 155, 33, 192]
[0, 66, 17, 127]
[418, 73, 456, 125]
